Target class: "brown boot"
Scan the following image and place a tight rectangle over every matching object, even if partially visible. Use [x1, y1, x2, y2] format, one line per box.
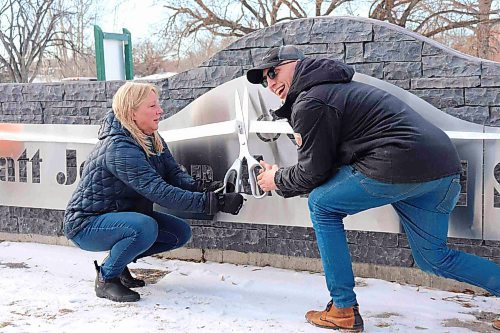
[305, 300, 364, 332]
[493, 319, 500, 330]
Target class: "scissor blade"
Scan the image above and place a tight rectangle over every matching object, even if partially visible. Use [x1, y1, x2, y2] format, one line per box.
[243, 87, 250, 137]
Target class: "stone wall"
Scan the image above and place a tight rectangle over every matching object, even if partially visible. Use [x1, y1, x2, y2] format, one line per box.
[1, 17, 499, 281]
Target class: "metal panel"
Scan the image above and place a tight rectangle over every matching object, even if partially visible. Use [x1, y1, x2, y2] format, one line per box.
[484, 126, 500, 240]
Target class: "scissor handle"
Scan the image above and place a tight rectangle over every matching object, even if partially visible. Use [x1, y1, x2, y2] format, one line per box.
[247, 157, 268, 199]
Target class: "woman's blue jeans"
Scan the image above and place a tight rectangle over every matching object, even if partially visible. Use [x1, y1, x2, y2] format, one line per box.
[71, 211, 191, 280]
[308, 165, 500, 308]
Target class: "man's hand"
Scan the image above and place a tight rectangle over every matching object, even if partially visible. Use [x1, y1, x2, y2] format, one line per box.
[257, 161, 279, 192]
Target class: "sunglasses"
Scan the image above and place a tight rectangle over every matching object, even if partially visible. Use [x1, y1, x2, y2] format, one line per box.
[261, 60, 296, 87]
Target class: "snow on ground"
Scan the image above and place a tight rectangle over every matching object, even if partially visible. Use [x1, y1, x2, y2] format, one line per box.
[0, 241, 498, 333]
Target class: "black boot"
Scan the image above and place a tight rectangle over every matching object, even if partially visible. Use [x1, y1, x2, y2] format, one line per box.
[120, 266, 146, 288]
[94, 261, 140, 302]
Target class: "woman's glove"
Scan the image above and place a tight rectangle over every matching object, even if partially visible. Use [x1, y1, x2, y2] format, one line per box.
[206, 192, 244, 215]
[197, 180, 235, 193]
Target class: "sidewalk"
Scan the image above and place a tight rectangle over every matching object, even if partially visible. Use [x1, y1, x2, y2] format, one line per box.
[0, 241, 498, 333]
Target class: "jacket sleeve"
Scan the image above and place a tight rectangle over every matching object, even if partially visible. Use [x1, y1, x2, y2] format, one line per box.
[105, 138, 208, 213]
[160, 143, 201, 191]
[274, 97, 341, 197]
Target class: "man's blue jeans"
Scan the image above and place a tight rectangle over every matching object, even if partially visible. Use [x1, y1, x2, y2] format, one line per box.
[308, 165, 500, 308]
[71, 211, 191, 280]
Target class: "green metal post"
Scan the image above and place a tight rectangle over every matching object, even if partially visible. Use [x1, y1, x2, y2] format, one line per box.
[123, 28, 134, 80]
[94, 25, 106, 81]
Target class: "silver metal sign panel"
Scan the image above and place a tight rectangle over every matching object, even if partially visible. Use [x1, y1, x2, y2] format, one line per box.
[484, 126, 500, 240]
[1, 74, 500, 240]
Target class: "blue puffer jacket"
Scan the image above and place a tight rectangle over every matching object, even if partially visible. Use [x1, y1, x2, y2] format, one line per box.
[64, 111, 209, 239]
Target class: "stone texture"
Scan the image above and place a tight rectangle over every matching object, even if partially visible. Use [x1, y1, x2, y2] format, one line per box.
[384, 62, 421, 80]
[64, 82, 106, 101]
[223, 228, 267, 253]
[482, 62, 500, 76]
[0, 84, 24, 102]
[481, 76, 500, 87]
[23, 84, 63, 102]
[465, 88, 500, 106]
[310, 18, 373, 43]
[227, 25, 283, 49]
[0, 206, 17, 232]
[267, 225, 316, 240]
[168, 67, 243, 89]
[327, 43, 345, 61]
[490, 107, 500, 126]
[349, 244, 414, 267]
[386, 79, 410, 90]
[267, 238, 320, 258]
[374, 25, 416, 41]
[204, 50, 253, 66]
[283, 19, 314, 45]
[422, 55, 481, 77]
[364, 41, 422, 62]
[409, 89, 464, 108]
[345, 43, 364, 64]
[354, 63, 384, 79]
[444, 106, 489, 124]
[422, 43, 444, 56]
[411, 76, 480, 89]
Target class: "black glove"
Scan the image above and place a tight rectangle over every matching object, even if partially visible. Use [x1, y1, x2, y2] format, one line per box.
[206, 192, 244, 215]
[198, 180, 235, 193]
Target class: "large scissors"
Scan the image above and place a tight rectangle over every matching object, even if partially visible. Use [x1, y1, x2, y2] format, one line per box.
[223, 88, 268, 199]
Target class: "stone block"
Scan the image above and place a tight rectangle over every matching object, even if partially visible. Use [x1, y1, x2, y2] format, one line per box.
[373, 25, 416, 41]
[296, 44, 328, 55]
[364, 41, 422, 62]
[189, 226, 224, 249]
[489, 107, 500, 126]
[481, 76, 500, 87]
[310, 18, 372, 43]
[105, 80, 126, 99]
[326, 43, 345, 61]
[267, 225, 316, 240]
[444, 106, 489, 124]
[64, 82, 106, 101]
[411, 76, 480, 89]
[204, 50, 253, 66]
[42, 115, 90, 125]
[386, 79, 410, 90]
[0, 114, 43, 123]
[168, 67, 243, 89]
[0, 84, 24, 102]
[1, 102, 42, 115]
[465, 88, 500, 106]
[23, 84, 63, 102]
[354, 63, 384, 79]
[384, 62, 421, 80]
[409, 88, 464, 108]
[482, 62, 500, 77]
[10, 207, 64, 236]
[43, 107, 89, 117]
[267, 238, 320, 258]
[354, 231, 399, 247]
[345, 43, 363, 64]
[422, 43, 444, 56]
[422, 55, 481, 77]
[162, 99, 192, 116]
[223, 228, 267, 253]
[0, 206, 17, 233]
[227, 25, 283, 49]
[349, 244, 414, 267]
[89, 107, 109, 123]
[283, 19, 314, 45]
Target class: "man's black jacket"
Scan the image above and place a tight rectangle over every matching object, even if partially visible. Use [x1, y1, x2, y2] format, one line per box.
[273, 58, 461, 198]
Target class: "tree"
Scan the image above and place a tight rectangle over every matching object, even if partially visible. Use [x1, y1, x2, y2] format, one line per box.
[368, 0, 499, 59]
[159, 0, 499, 61]
[160, 0, 354, 55]
[0, 0, 69, 82]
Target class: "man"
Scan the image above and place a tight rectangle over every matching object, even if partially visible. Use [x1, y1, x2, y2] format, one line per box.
[247, 45, 500, 332]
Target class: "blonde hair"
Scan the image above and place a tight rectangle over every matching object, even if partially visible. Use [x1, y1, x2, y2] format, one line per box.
[112, 82, 164, 156]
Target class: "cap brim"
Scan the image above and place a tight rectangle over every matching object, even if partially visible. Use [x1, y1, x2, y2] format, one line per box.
[246, 60, 281, 84]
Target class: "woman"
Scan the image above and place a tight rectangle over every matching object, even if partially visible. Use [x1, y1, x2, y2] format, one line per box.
[64, 82, 243, 302]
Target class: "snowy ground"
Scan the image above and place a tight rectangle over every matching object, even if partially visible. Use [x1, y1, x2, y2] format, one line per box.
[0, 241, 498, 333]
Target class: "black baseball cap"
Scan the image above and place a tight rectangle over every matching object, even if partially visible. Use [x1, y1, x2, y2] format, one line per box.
[246, 45, 305, 84]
